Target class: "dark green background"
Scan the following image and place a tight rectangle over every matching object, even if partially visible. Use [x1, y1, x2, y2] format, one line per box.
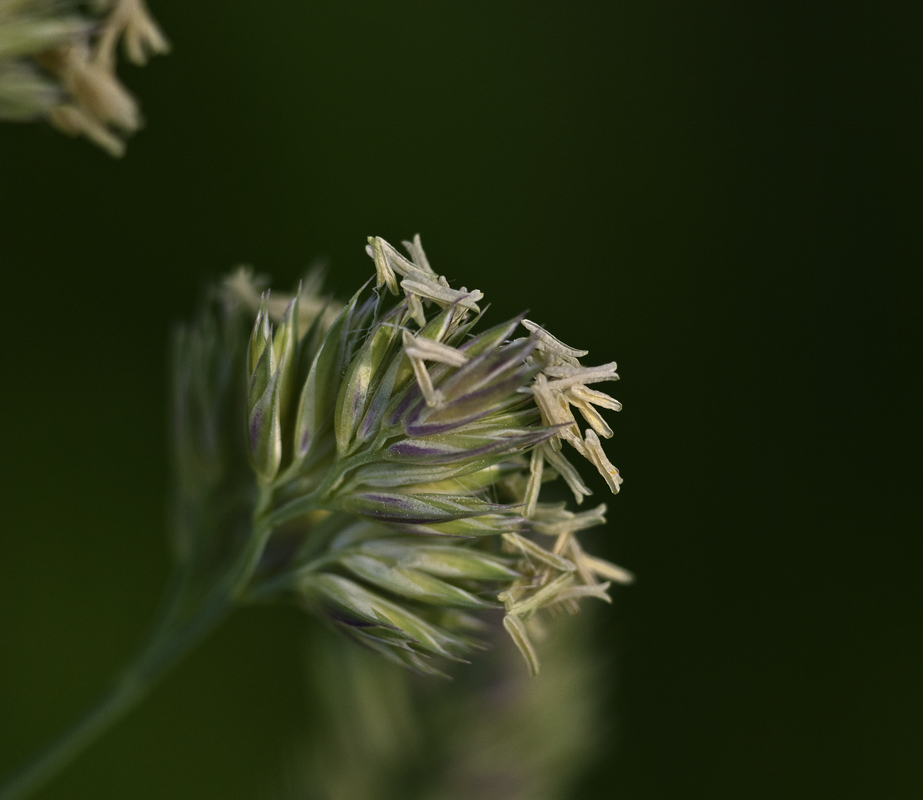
[1, 1, 920, 798]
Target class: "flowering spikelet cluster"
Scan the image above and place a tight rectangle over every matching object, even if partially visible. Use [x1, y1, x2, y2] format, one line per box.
[173, 235, 631, 676]
[0, 0, 168, 155]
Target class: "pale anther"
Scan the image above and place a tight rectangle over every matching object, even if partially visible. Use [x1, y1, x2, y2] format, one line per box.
[582, 555, 636, 584]
[583, 429, 623, 494]
[544, 362, 619, 390]
[522, 320, 589, 358]
[401, 278, 483, 311]
[402, 332, 469, 367]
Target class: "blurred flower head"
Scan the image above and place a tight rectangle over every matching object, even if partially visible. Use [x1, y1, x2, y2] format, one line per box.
[0, 0, 168, 155]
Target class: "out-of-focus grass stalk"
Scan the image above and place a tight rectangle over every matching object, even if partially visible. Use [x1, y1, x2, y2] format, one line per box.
[274, 611, 609, 800]
[0, 482, 277, 800]
[0, 597, 228, 800]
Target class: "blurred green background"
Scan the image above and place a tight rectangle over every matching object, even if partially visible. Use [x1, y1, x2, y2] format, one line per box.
[1, 1, 920, 798]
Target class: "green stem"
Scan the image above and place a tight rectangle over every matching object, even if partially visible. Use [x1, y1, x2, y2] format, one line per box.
[0, 596, 231, 800]
[0, 489, 278, 800]
[266, 449, 380, 529]
[0, 486, 285, 800]
[246, 552, 340, 602]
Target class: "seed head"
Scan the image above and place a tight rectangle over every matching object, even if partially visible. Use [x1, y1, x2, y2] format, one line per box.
[172, 235, 632, 676]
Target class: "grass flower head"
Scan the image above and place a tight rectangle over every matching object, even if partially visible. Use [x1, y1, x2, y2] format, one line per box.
[173, 235, 633, 677]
